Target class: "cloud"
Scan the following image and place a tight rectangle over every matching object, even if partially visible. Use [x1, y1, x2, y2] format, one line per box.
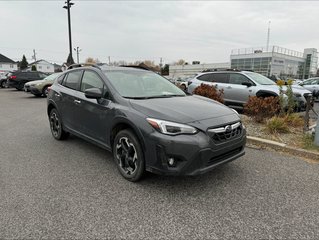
[0, 1, 318, 65]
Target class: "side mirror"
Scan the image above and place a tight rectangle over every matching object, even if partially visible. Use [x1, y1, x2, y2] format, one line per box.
[85, 88, 103, 99]
[242, 82, 253, 87]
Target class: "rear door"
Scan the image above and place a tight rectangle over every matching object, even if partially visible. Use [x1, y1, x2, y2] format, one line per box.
[210, 73, 229, 99]
[58, 70, 83, 131]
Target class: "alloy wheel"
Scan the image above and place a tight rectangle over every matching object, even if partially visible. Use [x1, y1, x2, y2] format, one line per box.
[116, 137, 138, 175]
[50, 112, 60, 138]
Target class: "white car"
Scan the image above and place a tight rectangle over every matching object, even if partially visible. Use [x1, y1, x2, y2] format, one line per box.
[299, 77, 319, 99]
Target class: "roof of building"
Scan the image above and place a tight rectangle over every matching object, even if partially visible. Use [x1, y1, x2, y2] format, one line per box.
[0, 54, 16, 63]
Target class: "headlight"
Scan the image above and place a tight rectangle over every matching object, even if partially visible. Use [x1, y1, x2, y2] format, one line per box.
[293, 93, 302, 97]
[146, 118, 198, 135]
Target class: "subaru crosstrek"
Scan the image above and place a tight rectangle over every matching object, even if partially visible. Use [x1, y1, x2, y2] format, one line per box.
[47, 65, 246, 181]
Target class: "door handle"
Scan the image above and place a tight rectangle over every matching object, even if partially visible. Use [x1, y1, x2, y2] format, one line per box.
[74, 99, 81, 104]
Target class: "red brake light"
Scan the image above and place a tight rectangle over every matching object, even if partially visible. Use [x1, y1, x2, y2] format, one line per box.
[47, 86, 52, 92]
[10, 75, 17, 80]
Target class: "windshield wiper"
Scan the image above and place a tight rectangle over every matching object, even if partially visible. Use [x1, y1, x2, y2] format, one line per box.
[124, 94, 185, 100]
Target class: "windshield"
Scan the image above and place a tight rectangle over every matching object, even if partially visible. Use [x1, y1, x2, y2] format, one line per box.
[44, 73, 59, 81]
[245, 72, 276, 85]
[104, 70, 186, 98]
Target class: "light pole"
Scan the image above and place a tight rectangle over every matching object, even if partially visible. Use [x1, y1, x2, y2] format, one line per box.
[63, 0, 74, 64]
[74, 47, 82, 64]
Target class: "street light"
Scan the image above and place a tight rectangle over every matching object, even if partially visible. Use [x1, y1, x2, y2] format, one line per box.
[63, 0, 75, 64]
[74, 47, 82, 64]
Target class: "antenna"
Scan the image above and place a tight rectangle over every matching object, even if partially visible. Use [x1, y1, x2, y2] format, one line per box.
[266, 20, 271, 52]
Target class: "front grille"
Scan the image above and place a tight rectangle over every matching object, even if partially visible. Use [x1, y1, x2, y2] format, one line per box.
[207, 147, 243, 166]
[208, 122, 242, 144]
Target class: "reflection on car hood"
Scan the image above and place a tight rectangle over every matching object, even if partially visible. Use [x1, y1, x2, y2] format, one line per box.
[130, 95, 237, 124]
[25, 79, 54, 86]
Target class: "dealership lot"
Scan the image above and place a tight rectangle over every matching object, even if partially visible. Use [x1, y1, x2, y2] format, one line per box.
[1, 89, 319, 239]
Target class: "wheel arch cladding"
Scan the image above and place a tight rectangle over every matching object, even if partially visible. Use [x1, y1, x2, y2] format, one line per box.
[110, 121, 146, 152]
[256, 90, 278, 98]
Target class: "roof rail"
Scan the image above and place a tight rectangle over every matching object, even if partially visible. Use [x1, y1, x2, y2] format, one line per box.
[201, 68, 240, 73]
[67, 63, 102, 70]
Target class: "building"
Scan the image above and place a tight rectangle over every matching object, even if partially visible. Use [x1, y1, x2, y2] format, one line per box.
[169, 62, 230, 78]
[0, 53, 18, 72]
[230, 46, 318, 79]
[27, 60, 55, 73]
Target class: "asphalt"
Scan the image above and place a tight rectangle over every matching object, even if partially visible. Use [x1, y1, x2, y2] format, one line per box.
[1, 88, 319, 239]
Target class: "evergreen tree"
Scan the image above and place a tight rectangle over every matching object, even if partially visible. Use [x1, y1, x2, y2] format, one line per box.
[20, 55, 28, 70]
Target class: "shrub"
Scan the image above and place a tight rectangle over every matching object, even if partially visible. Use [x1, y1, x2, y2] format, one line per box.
[265, 116, 290, 134]
[244, 96, 280, 123]
[284, 113, 304, 128]
[193, 84, 224, 103]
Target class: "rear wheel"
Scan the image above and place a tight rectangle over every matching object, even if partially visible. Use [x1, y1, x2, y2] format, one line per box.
[49, 108, 69, 140]
[0, 80, 6, 88]
[113, 129, 145, 182]
[180, 84, 186, 91]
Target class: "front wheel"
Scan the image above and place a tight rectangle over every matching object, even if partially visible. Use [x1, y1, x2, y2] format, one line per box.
[113, 130, 145, 182]
[0, 80, 6, 88]
[42, 85, 50, 97]
[49, 108, 69, 140]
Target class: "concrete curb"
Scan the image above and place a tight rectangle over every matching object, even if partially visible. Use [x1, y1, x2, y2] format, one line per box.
[247, 136, 319, 162]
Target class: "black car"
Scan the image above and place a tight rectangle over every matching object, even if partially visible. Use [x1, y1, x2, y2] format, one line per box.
[7, 71, 48, 90]
[47, 65, 246, 181]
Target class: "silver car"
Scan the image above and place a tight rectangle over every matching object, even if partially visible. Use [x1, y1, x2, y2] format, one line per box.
[187, 70, 312, 110]
[300, 77, 319, 99]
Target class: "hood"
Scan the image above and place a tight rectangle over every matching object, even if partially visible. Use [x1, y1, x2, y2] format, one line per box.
[25, 80, 43, 86]
[130, 95, 236, 124]
[290, 85, 312, 94]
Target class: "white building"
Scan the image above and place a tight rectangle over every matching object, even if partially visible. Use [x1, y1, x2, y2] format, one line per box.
[0, 53, 18, 72]
[169, 62, 230, 78]
[28, 60, 55, 73]
[231, 46, 318, 79]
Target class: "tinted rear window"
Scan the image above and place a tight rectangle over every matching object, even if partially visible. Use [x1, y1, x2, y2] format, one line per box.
[211, 73, 229, 83]
[63, 71, 83, 90]
[197, 73, 212, 82]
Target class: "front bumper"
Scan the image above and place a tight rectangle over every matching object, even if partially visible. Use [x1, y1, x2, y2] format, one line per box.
[144, 126, 246, 176]
[30, 86, 42, 95]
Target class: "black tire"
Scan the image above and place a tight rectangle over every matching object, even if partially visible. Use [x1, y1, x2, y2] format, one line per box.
[42, 85, 50, 97]
[33, 93, 42, 97]
[113, 129, 145, 182]
[49, 108, 69, 140]
[16, 83, 24, 91]
[0, 80, 6, 88]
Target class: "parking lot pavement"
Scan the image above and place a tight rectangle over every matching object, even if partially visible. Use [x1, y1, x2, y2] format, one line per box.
[1, 88, 319, 239]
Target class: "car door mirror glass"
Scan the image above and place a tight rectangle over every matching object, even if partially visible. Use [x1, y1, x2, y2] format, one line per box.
[85, 88, 103, 99]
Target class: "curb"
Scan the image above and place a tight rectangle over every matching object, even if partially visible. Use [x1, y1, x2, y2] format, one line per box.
[247, 136, 319, 162]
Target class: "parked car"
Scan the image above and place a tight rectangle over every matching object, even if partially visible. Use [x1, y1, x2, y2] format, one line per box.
[0, 72, 9, 88]
[174, 77, 189, 90]
[187, 70, 312, 111]
[24, 73, 61, 97]
[7, 71, 48, 90]
[299, 77, 319, 99]
[47, 65, 246, 181]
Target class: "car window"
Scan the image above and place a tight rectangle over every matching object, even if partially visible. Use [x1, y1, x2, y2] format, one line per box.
[197, 73, 212, 82]
[229, 73, 251, 85]
[80, 71, 104, 92]
[211, 73, 229, 83]
[57, 74, 65, 85]
[63, 71, 83, 90]
[28, 72, 39, 79]
[39, 73, 47, 78]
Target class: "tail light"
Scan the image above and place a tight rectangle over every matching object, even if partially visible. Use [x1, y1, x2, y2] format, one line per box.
[9, 75, 17, 80]
[47, 86, 52, 92]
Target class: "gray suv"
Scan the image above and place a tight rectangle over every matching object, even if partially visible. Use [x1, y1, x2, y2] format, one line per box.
[47, 65, 246, 181]
[188, 71, 312, 110]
